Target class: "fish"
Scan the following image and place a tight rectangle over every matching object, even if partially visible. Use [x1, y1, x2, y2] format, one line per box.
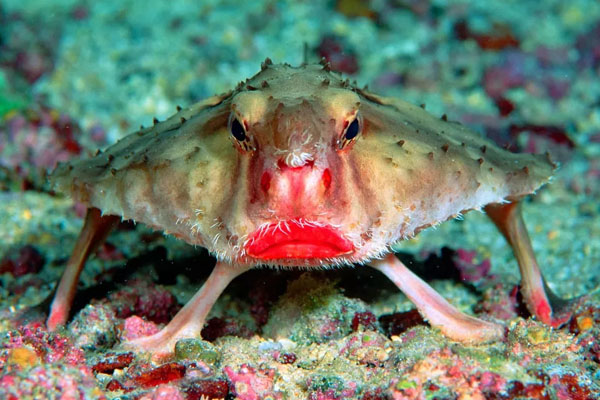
[47, 59, 571, 359]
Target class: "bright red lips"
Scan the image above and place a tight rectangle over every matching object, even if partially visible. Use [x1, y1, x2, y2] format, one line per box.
[245, 221, 354, 260]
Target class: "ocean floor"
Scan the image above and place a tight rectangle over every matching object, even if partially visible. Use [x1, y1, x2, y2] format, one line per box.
[1, 0, 599, 399]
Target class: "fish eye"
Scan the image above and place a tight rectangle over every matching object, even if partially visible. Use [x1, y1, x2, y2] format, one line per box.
[230, 118, 246, 141]
[338, 113, 361, 150]
[344, 118, 360, 140]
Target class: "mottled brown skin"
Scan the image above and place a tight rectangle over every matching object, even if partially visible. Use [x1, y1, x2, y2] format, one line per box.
[48, 60, 569, 359]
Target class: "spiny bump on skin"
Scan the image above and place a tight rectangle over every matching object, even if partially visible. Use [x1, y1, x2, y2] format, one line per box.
[523, 166, 529, 174]
[397, 140, 405, 147]
[180, 117, 187, 124]
[428, 152, 434, 160]
[110, 168, 117, 176]
[260, 58, 273, 70]
[94, 149, 102, 156]
[441, 143, 449, 153]
[477, 158, 484, 165]
[545, 152, 557, 168]
[108, 154, 115, 162]
[441, 114, 448, 121]
[420, 103, 426, 109]
[176, 105, 182, 112]
[246, 84, 258, 91]
[322, 78, 330, 87]
[153, 117, 159, 125]
[480, 145, 487, 154]
[261, 80, 269, 88]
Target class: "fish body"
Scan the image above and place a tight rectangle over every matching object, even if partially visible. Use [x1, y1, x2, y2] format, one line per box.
[48, 61, 567, 358]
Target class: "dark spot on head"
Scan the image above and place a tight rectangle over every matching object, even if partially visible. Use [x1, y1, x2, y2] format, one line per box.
[441, 144, 449, 153]
[180, 117, 187, 123]
[176, 105, 182, 112]
[461, 142, 466, 147]
[397, 140, 405, 147]
[480, 145, 487, 153]
[477, 158, 484, 165]
[110, 168, 117, 176]
[108, 154, 115, 162]
[522, 166, 529, 174]
[261, 80, 269, 88]
[420, 103, 426, 109]
[441, 114, 448, 121]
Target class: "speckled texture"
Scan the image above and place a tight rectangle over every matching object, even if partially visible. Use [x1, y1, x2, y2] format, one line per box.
[1, 0, 599, 399]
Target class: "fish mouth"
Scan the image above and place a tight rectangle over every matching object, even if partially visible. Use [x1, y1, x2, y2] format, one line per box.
[245, 221, 354, 260]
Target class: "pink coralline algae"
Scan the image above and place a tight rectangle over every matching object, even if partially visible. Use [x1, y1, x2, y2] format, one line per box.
[224, 364, 281, 400]
[137, 384, 186, 400]
[476, 283, 521, 321]
[452, 248, 492, 285]
[120, 315, 161, 341]
[0, 107, 97, 190]
[351, 311, 378, 332]
[108, 278, 180, 324]
[0, 244, 45, 277]
[3, 323, 86, 365]
[0, 323, 100, 399]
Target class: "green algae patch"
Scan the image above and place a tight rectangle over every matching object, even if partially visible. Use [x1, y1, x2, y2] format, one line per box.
[395, 380, 417, 390]
[262, 273, 370, 344]
[175, 338, 220, 364]
[0, 71, 26, 118]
